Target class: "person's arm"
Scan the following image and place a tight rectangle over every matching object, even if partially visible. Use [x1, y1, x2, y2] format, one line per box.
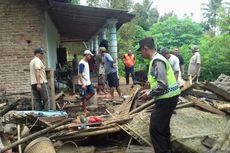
[174, 57, 180, 81]
[106, 54, 115, 63]
[35, 69, 41, 90]
[195, 53, 201, 75]
[147, 60, 168, 99]
[34, 60, 42, 90]
[123, 55, 126, 64]
[180, 65, 184, 76]
[78, 63, 86, 89]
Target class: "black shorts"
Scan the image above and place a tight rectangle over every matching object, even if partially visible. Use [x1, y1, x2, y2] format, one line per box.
[107, 72, 119, 88]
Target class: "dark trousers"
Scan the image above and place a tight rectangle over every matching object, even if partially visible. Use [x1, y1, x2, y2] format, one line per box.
[125, 66, 136, 85]
[150, 96, 178, 153]
[31, 83, 51, 111]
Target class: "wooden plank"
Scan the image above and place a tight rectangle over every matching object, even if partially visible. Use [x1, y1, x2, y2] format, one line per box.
[1, 118, 73, 153]
[50, 70, 56, 110]
[55, 91, 64, 101]
[187, 96, 226, 116]
[189, 89, 219, 100]
[203, 82, 230, 101]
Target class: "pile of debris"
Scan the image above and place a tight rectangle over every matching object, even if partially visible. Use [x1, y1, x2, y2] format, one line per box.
[0, 74, 230, 153]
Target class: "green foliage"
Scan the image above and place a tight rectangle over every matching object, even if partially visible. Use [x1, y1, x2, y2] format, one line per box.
[147, 17, 203, 49]
[132, 0, 159, 30]
[70, 0, 80, 5]
[86, 0, 99, 7]
[198, 34, 230, 81]
[216, 3, 230, 34]
[201, 0, 223, 33]
[86, 0, 132, 10]
[117, 23, 147, 75]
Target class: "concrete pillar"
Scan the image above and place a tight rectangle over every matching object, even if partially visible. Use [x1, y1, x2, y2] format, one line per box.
[93, 35, 99, 54]
[101, 28, 107, 40]
[90, 39, 94, 52]
[87, 41, 90, 50]
[107, 19, 118, 60]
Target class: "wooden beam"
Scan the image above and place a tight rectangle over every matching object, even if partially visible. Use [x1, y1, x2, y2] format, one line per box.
[1, 118, 73, 153]
[187, 96, 226, 116]
[203, 82, 230, 101]
[189, 89, 219, 100]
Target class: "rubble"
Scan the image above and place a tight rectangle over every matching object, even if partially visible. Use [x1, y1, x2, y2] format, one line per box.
[0, 74, 230, 153]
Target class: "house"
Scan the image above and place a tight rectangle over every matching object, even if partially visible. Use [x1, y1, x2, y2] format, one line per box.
[0, 0, 134, 93]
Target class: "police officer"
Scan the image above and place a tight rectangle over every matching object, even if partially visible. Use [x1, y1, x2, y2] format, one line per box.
[137, 37, 180, 153]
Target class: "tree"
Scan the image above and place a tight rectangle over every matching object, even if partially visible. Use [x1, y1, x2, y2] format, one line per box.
[201, 0, 223, 34]
[216, 2, 230, 34]
[198, 34, 230, 81]
[70, 0, 80, 5]
[132, 0, 159, 30]
[86, 0, 133, 10]
[86, 0, 99, 7]
[117, 23, 146, 75]
[159, 11, 177, 22]
[147, 16, 203, 49]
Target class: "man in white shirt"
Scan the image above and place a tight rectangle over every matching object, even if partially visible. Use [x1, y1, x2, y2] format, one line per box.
[78, 50, 95, 113]
[188, 45, 201, 83]
[30, 48, 50, 111]
[161, 48, 182, 84]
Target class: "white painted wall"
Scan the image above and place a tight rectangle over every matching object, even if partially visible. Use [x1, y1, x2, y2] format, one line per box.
[45, 11, 60, 70]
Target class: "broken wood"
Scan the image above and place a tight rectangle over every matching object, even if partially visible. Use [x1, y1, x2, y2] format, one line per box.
[107, 109, 152, 146]
[128, 98, 156, 115]
[187, 96, 226, 116]
[189, 89, 219, 100]
[176, 102, 194, 109]
[55, 91, 64, 101]
[54, 126, 121, 140]
[0, 118, 73, 153]
[0, 99, 23, 116]
[203, 82, 230, 101]
[210, 119, 230, 152]
[214, 103, 230, 110]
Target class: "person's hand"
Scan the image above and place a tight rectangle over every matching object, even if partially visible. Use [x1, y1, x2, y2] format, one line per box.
[82, 85, 87, 90]
[36, 84, 42, 91]
[138, 89, 149, 101]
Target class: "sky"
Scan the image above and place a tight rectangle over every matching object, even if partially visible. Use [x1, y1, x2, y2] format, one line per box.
[80, 0, 209, 22]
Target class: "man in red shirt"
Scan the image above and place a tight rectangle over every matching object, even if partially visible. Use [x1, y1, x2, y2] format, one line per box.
[123, 50, 136, 85]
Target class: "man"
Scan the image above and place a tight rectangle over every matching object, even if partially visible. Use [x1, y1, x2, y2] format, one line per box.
[161, 47, 181, 83]
[100, 48, 124, 100]
[72, 54, 78, 94]
[188, 45, 201, 83]
[123, 50, 136, 85]
[30, 48, 51, 111]
[78, 50, 95, 113]
[96, 47, 107, 95]
[137, 37, 180, 153]
[173, 48, 185, 76]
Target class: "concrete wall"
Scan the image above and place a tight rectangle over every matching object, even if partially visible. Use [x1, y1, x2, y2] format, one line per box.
[0, 0, 46, 93]
[45, 11, 60, 70]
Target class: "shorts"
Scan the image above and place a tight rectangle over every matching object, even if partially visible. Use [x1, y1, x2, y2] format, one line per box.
[79, 84, 95, 97]
[107, 72, 119, 88]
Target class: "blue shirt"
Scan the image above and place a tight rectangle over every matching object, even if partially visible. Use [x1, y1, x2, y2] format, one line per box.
[102, 53, 117, 75]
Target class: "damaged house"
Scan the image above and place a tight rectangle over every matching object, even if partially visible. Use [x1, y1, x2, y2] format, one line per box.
[0, 0, 134, 94]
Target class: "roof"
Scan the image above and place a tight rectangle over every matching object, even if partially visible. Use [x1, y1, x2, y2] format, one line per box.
[48, 1, 135, 42]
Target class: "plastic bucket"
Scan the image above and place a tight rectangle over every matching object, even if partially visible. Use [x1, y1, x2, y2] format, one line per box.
[24, 137, 56, 153]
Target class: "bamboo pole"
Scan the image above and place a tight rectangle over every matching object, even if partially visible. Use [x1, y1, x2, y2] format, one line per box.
[55, 126, 121, 140]
[0, 118, 73, 153]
